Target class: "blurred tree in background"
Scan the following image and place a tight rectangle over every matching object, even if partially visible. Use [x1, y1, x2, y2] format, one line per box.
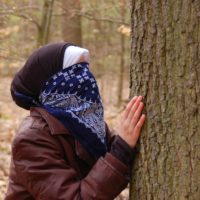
[37, 0, 54, 46]
[0, 0, 131, 106]
[61, 0, 82, 46]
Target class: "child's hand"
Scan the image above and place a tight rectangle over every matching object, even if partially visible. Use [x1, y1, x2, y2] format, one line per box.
[118, 96, 145, 148]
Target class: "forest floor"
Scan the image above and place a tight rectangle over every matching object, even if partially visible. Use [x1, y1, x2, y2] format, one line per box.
[0, 76, 130, 200]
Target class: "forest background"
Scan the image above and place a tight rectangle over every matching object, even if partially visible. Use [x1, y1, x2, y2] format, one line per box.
[0, 0, 131, 199]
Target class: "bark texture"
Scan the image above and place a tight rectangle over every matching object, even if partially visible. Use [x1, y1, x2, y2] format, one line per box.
[130, 0, 200, 199]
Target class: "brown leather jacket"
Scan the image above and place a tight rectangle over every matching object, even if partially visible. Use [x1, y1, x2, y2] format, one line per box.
[5, 107, 129, 200]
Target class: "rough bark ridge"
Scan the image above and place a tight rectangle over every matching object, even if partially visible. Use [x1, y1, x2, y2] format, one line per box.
[130, 0, 200, 199]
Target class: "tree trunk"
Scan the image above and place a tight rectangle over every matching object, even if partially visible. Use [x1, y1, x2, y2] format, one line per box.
[61, 0, 82, 46]
[130, 0, 200, 199]
[37, 0, 54, 47]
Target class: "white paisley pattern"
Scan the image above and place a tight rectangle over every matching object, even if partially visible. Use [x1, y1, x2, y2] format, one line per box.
[39, 63, 106, 144]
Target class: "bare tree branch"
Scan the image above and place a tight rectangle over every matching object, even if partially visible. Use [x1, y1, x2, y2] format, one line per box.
[0, 10, 40, 29]
[54, 1, 129, 25]
[53, 10, 129, 25]
[78, 12, 129, 25]
[0, 5, 39, 14]
[0, 5, 41, 29]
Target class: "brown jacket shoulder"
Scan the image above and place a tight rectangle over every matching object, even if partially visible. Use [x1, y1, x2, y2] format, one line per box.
[5, 107, 129, 200]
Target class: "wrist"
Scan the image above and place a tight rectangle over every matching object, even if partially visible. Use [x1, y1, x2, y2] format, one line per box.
[110, 135, 138, 166]
[118, 134, 137, 149]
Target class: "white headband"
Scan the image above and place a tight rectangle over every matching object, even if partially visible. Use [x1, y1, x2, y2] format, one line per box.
[63, 46, 90, 69]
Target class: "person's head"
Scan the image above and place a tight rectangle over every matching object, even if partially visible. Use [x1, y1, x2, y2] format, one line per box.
[11, 42, 107, 159]
[11, 43, 90, 109]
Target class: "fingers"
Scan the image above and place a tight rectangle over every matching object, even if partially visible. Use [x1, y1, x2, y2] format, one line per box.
[131, 102, 144, 127]
[127, 96, 143, 121]
[119, 97, 146, 148]
[133, 114, 146, 139]
[123, 96, 138, 119]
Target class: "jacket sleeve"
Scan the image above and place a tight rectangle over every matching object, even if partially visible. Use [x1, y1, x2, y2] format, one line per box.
[12, 128, 129, 200]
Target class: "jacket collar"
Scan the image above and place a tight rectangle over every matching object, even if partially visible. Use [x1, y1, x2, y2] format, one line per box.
[30, 107, 70, 135]
[30, 107, 96, 166]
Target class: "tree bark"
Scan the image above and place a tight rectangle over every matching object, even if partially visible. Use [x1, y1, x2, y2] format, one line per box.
[61, 0, 82, 46]
[130, 0, 200, 199]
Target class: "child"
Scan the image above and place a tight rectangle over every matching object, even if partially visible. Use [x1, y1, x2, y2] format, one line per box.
[5, 42, 145, 200]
